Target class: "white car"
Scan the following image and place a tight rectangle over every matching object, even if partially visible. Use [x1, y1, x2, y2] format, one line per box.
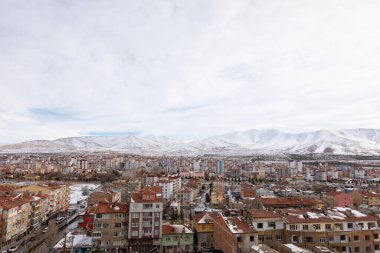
[42, 227, 48, 233]
[7, 246, 18, 252]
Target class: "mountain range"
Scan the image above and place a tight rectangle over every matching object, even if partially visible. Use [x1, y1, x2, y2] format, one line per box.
[1, 128, 380, 156]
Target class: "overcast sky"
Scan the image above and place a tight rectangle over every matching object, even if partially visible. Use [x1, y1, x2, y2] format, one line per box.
[0, 0, 380, 143]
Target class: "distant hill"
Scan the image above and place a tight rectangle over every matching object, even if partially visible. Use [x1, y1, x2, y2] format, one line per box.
[1, 128, 380, 156]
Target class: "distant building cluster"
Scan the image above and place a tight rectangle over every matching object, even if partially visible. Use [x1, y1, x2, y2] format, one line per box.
[1, 153, 380, 252]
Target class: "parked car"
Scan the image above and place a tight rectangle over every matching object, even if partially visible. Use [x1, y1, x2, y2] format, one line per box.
[55, 216, 67, 224]
[8, 246, 18, 252]
[42, 227, 48, 233]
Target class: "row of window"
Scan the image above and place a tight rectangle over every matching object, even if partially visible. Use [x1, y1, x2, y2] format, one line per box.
[93, 222, 127, 228]
[289, 222, 376, 231]
[131, 212, 160, 218]
[131, 204, 161, 209]
[236, 235, 283, 242]
[165, 235, 191, 241]
[131, 230, 159, 236]
[131, 221, 160, 227]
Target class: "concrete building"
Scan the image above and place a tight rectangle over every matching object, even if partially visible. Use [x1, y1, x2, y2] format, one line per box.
[193, 212, 215, 249]
[91, 202, 129, 251]
[161, 224, 193, 253]
[128, 186, 163, 253]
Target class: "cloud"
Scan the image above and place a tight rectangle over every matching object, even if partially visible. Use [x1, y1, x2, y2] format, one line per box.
[164, 104, 209, 113]
[0, 0, 380, 142]
[28, 108, 74, 120]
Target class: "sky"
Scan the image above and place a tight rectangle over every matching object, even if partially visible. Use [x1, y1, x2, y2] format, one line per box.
[0, 0, 380, 143]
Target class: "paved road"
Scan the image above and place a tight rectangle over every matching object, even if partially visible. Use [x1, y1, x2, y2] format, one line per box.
[3, 213, 78, 253]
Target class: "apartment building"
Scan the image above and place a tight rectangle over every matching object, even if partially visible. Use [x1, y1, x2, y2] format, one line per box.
[0, 195, 30, 245]
[91, 202, 129, 252]
[193, 212, 215, 249]
[24, 193, 50, 230]
[128, 186, 163, 253]
[212, 213, 257, 253]
[281, 207, 379, 253]
[154, 180, 174, 200]
[88, 190, 121, 205]
[161, 224, 193, 253]
[211, 186, 225, 207]
[246, 209, 284, 247]
[325, 191, 353, 208]
[178, 188, 194, 205]
[18, 184, 69, 216]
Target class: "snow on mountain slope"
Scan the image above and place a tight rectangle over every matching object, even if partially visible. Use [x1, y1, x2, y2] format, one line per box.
[0, 129, 380, 155]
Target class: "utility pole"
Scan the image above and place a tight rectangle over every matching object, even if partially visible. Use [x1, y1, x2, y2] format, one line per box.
[63, 232, 67, 253]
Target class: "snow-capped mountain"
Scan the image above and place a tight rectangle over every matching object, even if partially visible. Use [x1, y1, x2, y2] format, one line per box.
[1, 129, 380, 155]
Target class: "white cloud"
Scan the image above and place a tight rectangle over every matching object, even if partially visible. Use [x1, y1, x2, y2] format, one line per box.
[0, 0, 379, 142]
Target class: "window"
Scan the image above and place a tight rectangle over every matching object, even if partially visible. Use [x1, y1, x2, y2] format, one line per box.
[143, 204, 153, 209]
[92, 232, 102, 237]
[354, 235, 359, 241]
[250, 236, 254, 242]
[156, 204, 160, 208]
[257, 223, 263, 229]
[313, 224, 321, 230]
[266, 235, 272, 241]
[369, 222, 376, 229]
[258, 235, 264, 242]
[290, 225, 298, 231]
[354, 247, 360, 253]
[132, 231, 138, 236]
[115, 223, 121, 228]
[365, 235, 371, 241]
[132, 213, 139, 218]
[155, 230, 159, 235]
[102, 223, 109, 228]
[94, 223, 101, 229]
[276, 234, 283, 241]
[117, 213, 125, 218]
[348, 223, 353, 229]
[155, 213, 160, 218]
[325, 224, 331, 230]
[375, 233, 379, 239]
[132, 204, 138, 209]
[302, 225, 308, 230]
[237, 237, 241, 242]
[155, 221, 159, 226]
[375, 245, 380, 250]
[366, 246, 371, 252]
[132, 222, 138, 227]
[143, 212, 152, 218]
[292, 235, 299, 243]
[305, 237, 313, 243]
[166, 237, 170, 241]
[340, 235, 346, 241]
[202, 234, 206, 239]
[268, 222, 276, 229]
[113, 241, 123, 246]
[114, 232, 119, 237]
[319, 237, 326, 243]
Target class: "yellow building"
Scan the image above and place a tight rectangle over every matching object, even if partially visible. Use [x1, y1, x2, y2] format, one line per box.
[193, 212, 215, 249]
[0, 196, 30, 244]
[18, 184, 69, 215]
[211, 186, 224, 207]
